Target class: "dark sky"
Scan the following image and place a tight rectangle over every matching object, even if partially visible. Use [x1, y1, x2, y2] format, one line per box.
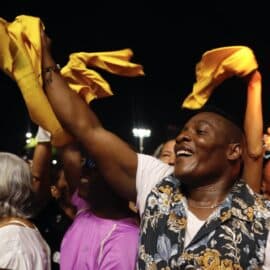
[1, 2, 270, 155]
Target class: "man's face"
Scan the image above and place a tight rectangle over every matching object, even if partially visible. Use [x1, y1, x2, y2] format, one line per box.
[174, 112, 231, 185]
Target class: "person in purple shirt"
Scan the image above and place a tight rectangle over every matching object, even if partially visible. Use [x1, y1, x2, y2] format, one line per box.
[59, 145, 140, 270]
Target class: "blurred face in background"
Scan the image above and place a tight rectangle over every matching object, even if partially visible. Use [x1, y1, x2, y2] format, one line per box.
[158, 139, 176, 165]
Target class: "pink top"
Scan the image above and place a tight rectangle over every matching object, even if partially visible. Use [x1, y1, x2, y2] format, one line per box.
[60, 192, 139, 270]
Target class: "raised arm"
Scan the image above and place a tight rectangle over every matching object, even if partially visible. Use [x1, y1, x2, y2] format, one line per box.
[242, 70, 264, 193]
[58, 142, 82, 196]
[31, 127, 52, 207]
[40, 29, 138, 201]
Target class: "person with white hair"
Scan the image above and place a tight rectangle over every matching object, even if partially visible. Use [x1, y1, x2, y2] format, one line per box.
[0, 152, 51, 270]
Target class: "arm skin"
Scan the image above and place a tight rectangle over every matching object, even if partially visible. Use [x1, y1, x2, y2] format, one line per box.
[242, 70, 264, 193]
[40, 30, 138, 202]
[31, 141, 52, 206]
[59, 142, 82, 196]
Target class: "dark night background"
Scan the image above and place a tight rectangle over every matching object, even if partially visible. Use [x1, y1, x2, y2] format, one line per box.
[1, 1, 270, 156]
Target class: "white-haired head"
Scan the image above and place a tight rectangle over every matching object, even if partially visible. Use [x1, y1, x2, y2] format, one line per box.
[0, 152, 36, 218]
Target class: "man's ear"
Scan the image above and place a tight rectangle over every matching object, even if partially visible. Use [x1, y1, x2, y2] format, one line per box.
[227, 143, 242, 161]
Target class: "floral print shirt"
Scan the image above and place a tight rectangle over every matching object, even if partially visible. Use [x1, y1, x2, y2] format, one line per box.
[138, 176, 270, 270]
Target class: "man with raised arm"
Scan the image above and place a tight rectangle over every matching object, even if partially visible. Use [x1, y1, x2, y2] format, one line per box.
[40, 29, 270, 269]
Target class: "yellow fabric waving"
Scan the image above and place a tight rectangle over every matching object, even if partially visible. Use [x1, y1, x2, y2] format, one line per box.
[0, 18, 13, 74]
[182, 46, 258, 109]
[61, 49, 144, 103]
[0, 15, 73, 147]
[0, 15, 144, 146]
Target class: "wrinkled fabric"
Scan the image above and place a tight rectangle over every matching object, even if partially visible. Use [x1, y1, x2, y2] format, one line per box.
[0, 15, 144, 146]
[182, 46, 258, 109]
[139, 176, 270, 269]
[0, 224, 51, 270]
[61, 49, 144, 103]
[0, 15, 72, 146]
[60, 191, 139, 270]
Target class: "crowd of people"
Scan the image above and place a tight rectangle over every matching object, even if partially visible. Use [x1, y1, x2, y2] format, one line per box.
[1, 15, 270, 270]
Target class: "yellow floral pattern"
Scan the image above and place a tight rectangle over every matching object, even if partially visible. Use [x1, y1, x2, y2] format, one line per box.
[137, 176, 270, 269]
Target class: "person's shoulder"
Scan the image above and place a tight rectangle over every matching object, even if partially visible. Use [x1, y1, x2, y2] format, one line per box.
[113, 218, 140, 231]
[103, 222, 139, 247]
[252, 191, 270, 217]
[137, 153, 173, 186]
[0, 225, 36, 252]
[137, 153, 173, 170]
[0, 225, 21, 243]
[260, 196, 270, 210]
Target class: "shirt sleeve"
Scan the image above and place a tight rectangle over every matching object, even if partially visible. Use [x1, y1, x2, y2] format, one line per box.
[0, 229, 25, 269]
[0, 226, 50, 270]
[36, 126, 51, 142]
[136, 153, 173, 216]
[0, 245, 33, 270]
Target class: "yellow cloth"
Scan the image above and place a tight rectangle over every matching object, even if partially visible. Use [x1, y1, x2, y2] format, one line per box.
[0, 15, 144, 146]
[61, 49, 144, 103]
[0, 15, 72, 147]
[182, 46, 258, 109]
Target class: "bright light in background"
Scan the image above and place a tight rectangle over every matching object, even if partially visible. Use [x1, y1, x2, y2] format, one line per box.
[25, 132, 34, 145]
[25, 132, 32, 138]
[132, 128, 151, 138]
[52, 159, 58, 165]
[132, 128, 151, 153]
